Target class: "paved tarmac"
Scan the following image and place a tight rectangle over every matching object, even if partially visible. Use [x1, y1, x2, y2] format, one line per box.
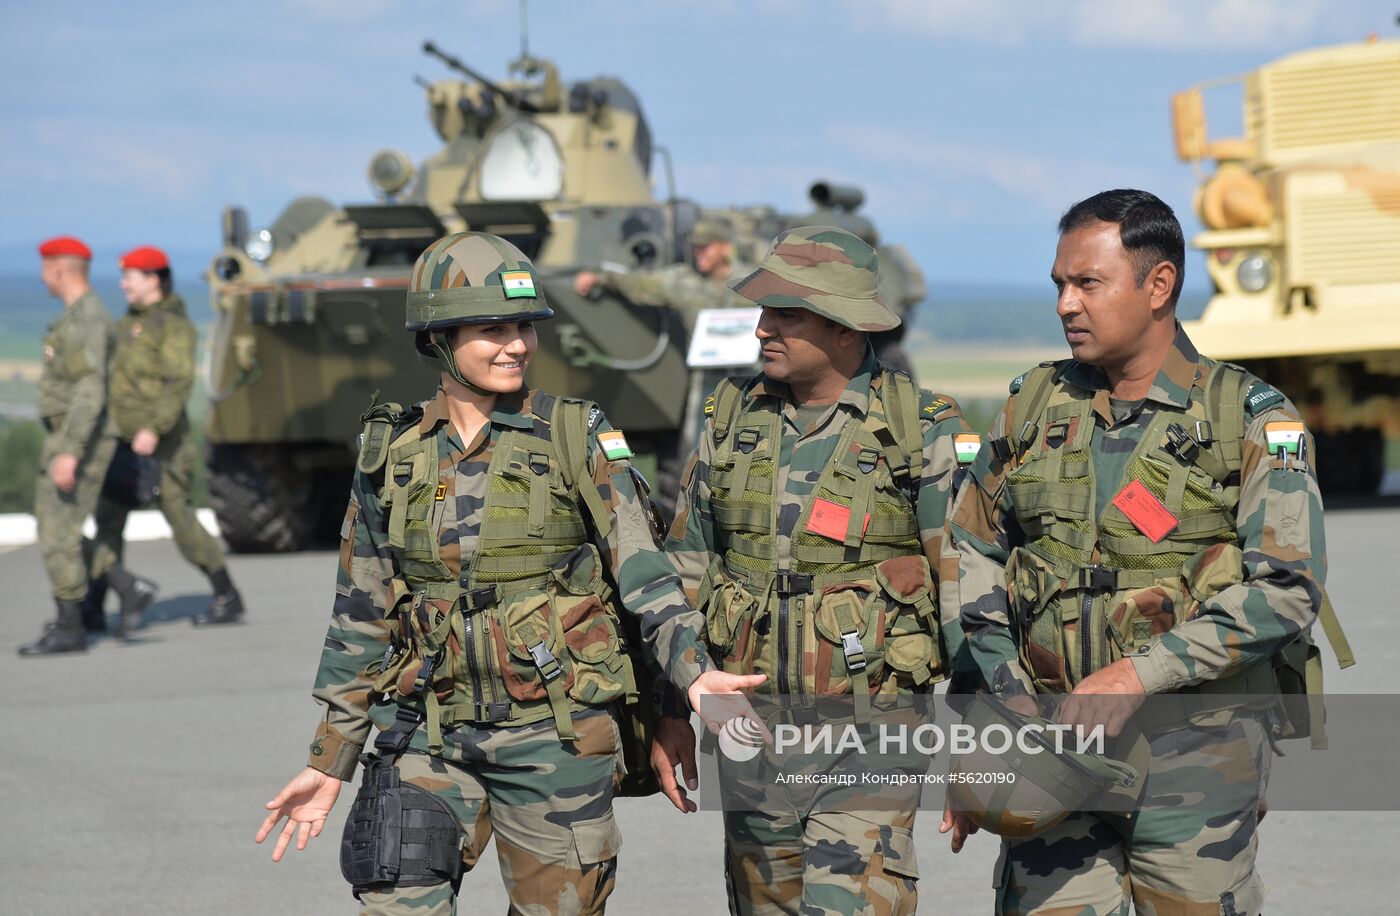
[2, 503, 1397, 914]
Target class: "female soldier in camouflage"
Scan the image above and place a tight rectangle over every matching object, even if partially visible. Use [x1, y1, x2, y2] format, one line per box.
[256, 231, 760, 915]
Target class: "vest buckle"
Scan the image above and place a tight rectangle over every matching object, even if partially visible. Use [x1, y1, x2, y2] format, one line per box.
[1165, 423, 1199, 462]
[840, 631, 867, 671]
[463, 585, 500, 612]
[528, 641, 563, 682]
[988, 436, 1013, 462]
[856, 448, 880, 474]
[774, 571, 813, 595]
[1193, 420, 1214, 446]
[1077, 565, 1119, 592]
[529, 452, 550, 475]
[735, 429, 760, 454]
[473, 701, 512, 723]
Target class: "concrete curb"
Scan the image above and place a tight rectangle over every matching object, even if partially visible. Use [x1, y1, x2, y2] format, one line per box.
[0, 508, 220, 547]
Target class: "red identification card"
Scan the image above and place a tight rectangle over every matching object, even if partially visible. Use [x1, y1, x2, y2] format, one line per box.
[805, 497, 870, 542]
[1112, 480, 1179, 544]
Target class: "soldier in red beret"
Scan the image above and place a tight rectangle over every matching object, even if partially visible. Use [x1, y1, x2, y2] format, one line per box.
[20, 237, 118, 655]
[86, 246, 245, 628]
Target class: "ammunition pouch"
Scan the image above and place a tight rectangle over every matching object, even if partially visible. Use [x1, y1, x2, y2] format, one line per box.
[700, 554, 945, 705]
[369, 545, 636, 751]
[340, 754, 465, 894]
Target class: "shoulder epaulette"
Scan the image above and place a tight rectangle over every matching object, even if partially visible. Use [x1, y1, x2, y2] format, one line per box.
[356, 399, 417, 475]
[1244, 380, 1286, 417]
[919, 390, 959, 420]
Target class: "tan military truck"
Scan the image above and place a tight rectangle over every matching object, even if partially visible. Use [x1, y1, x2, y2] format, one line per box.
[202, 43, 926, 550]
[1174, 36, 1400, 494]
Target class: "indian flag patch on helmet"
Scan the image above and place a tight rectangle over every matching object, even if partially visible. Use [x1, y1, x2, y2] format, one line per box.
[954, 433, 981, 464]
[597, 429, 633, 460]
[1264, 420, 1304, 455]
[501, 270, 537, 299]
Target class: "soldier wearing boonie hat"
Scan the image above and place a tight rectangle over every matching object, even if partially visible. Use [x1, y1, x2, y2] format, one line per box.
[656, 226, 983, 914]
[19, 236, 118, 656]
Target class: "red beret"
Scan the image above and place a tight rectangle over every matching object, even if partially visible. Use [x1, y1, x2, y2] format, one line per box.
[38, 236, 93, 260]
[119, 246, 170, 272]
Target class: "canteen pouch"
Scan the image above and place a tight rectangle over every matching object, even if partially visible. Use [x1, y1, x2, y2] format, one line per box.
[341, 758, 465, 894]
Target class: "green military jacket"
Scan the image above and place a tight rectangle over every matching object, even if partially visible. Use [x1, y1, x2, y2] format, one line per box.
[109, 293, 196, 438]
[601, 261, 753, 329]
[952, 324, 1328, 699]
[37, 289, 112, 457]
[308, 386, 712, 780]
[666, 348, 975, 699]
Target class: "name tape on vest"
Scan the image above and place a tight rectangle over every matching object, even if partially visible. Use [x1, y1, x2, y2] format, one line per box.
[1112, 480, 1179, 544]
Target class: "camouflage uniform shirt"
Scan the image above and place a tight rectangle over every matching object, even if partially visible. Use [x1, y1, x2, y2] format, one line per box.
[108, 293, 197, 438]
[952, 325, 1326, 697]
[308, 386, 712, 780]
[666, 347, 972, 681]
[38, 290, 112, 457]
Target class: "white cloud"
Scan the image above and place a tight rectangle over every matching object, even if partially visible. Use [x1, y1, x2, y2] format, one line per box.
[856, 0, 1337, 50]
[1073, 0, 1329, 50]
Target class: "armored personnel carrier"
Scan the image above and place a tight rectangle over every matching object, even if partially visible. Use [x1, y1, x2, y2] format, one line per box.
[202, 43, 926, 550]
[1174, 36, 1400, 494]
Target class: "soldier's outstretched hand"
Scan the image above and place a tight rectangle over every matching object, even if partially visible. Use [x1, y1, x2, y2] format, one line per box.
[256, 767, 344, 861]
[686, 670, 769, 737]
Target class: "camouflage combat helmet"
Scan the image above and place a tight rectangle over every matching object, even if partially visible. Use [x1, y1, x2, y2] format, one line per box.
[406, 231, 554, 393]
[729, 225, 900, 332]
[945, 695, 1146, 839]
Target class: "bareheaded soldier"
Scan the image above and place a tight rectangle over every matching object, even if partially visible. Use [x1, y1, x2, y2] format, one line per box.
[88, 246, 244, 627]
[950, 189, 1334, 914]
[572, 219, 750, 328]
[658, 226, 979, 914]
[19, 236, 116, 656]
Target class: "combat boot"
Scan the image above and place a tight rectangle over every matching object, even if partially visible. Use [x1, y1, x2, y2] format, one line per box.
[193, 567, 244, 626]
[80, 580, 109, 635]
[105, 566, 159, 639]
[18, 599, 87, 657]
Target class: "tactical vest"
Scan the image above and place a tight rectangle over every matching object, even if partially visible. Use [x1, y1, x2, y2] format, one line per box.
[699, 370, 947, 716]
[358, 394, 636, 752]
[999, 360, 1352, 744]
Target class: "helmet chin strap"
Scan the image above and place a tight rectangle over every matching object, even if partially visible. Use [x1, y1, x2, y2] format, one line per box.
[429, 330, 499, 397]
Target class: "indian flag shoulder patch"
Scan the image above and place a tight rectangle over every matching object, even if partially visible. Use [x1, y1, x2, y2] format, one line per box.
[954, 433, 981, 464]
[1264, 420, 1305, 455]
[597, 429, 633, 460]
[501, 269, 537, 299]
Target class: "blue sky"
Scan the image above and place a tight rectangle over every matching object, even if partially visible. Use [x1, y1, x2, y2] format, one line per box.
[2, 0, 1394, 289]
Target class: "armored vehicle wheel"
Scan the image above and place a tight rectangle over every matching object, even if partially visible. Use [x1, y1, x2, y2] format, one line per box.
[208, 444, 315, 552]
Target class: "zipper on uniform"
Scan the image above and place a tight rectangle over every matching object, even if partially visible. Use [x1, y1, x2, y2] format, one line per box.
[778, 594, 790, 694]
[1081, 589, 1094, 684]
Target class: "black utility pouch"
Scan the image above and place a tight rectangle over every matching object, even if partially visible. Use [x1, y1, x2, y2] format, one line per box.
[340, 757, 465, 894]
[102, 441, 161, 509]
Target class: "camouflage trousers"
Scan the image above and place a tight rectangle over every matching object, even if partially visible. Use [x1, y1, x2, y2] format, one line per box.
[994, 713, 1271, 916]
[357, 707, 624, 916]
[34, 424, 116, 601]
[717, 719, 923, 916]
[90, 416, 225, 578]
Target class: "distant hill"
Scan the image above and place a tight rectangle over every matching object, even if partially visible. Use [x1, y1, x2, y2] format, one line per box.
[0, 274, 212, 359]
[910, 281, 1210, 346]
